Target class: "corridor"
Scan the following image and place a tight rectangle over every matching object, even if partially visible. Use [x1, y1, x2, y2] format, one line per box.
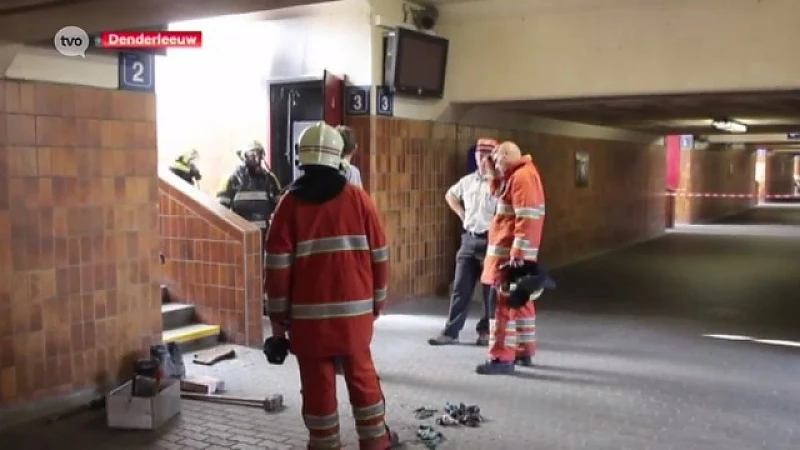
[3, 204, 800, 449]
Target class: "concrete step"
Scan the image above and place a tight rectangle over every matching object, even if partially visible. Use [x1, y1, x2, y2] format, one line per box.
[161, 303, 195, 330]
[162, 323, 221, 353]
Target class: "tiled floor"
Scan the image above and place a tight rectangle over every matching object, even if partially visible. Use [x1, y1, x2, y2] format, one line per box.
[3, 204, 800, 449]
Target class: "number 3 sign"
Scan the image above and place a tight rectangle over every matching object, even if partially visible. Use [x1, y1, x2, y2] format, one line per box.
[346, 86, 370, 116]
[376, 86, 393, 117]
[119, 52, 155, 92]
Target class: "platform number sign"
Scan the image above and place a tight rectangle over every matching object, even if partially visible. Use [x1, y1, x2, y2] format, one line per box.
[346, 86, 370, 115]
[118, 52, 155, 92]
[376, 86, 393, 117]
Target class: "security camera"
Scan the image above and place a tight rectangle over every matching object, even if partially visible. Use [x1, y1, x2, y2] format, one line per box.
[413, 5, 439, 30]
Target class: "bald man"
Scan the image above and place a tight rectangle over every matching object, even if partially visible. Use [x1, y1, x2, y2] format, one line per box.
[476, 141, 545, 375]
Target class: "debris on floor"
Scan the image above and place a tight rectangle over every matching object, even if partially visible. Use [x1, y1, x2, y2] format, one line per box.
[192, 345, 237, 365]
[416, 425, 446, 449]
[411, 401, 485, 448]
[443, 402, 484, 427]
[180, 375, 225, 394]
[413, 406, 438, 420]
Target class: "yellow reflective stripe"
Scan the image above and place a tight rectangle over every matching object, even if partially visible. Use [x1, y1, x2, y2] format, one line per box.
[265, 252, 292, 269]
[296, 235, 369, 258]
[353, 401, 385, 421]
[517, 334, 537, 343]
[511, 237, 539, 259]
[511, 237, 529, 250]
[497, 202, 514, 215]
[515, 205, 545, 219]
[356, 423, 387, 440]
[171, 161, 190, 172]
[371, 246, 389, 262]
[374, 287, 388, 304]
[267, 296, 288, 314]
[487, 245, 510, 257]
[233, 191, 268, 201]
[516, 318, 536, 327]
[303, 412, 339, 430]
[308, 433, 341, 449]
[489, 336, 518, 347]
[291, 298, 373, 320]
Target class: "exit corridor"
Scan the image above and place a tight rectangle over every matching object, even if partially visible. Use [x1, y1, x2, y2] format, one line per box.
[2, 204, 800, 449]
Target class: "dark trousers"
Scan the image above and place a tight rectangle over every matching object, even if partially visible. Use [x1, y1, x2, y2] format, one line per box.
[442, 233, 496, 338]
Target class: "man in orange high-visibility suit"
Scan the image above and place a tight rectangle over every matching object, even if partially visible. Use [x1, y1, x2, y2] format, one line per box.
[264, 121, 395, 450]
[476, 140, 545, 375]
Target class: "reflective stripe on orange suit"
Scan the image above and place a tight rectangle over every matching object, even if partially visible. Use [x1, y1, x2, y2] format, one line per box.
[264, 184, 390, 450]
[481, 155, 544, 362]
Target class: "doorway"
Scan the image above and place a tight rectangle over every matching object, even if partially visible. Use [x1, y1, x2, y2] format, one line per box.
[267, 71, 344, 187]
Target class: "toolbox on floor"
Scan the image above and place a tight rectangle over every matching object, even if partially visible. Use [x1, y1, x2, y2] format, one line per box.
[106, 378, 181, 430]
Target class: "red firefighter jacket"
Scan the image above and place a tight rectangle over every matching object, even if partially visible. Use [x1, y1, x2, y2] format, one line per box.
[481, 155, 546, 285]
[264, 183, 389, 357]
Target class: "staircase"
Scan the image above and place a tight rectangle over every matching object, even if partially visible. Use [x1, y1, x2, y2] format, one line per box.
[161, 286, 222, 351]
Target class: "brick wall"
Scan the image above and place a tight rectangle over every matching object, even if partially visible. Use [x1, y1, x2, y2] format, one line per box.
[158, 169, 263, 346]
[674, 146, 757, 224]
[347, 116, 666, 301]
[0, 80, 160, 407]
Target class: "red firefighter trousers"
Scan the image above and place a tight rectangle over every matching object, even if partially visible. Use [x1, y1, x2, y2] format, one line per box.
[297, 349, 390, 450]
[488, 291, 537, 362]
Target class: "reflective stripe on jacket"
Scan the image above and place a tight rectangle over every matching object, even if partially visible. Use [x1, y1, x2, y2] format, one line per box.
[264, 184, 389, 357]
[481, 155, 546, 285]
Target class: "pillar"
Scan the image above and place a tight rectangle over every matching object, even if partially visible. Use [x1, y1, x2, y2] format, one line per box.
[0, 47, 160, 425]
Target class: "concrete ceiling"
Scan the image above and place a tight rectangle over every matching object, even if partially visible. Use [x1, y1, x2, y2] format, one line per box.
[0, 0, 331, 43]
[467, 91, 800, 136]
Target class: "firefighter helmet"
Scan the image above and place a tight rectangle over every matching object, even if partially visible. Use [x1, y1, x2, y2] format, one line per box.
[297, 122, 344, 169]
[497, 260, 557, 309]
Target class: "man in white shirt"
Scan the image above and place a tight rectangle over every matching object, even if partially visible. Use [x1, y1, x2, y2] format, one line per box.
[336, 125, 363, 188]
[429, 138, 499, 346]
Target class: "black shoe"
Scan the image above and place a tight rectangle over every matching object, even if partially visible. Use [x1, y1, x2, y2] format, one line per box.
[428, 334, 458, 346]
[475, 360, 515, 375]
[515, 356, 533, 367]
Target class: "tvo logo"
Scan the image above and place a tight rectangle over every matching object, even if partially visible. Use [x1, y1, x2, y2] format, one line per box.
[54, 26, 90, 57]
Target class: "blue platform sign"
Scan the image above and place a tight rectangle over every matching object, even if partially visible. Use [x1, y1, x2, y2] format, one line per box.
[345, 86, 370, 115]
[118, 52, 155, 92]
[376, 86, 394, 117]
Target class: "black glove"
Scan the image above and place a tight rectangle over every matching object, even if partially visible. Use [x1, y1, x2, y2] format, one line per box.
[263, 336, 290, 365]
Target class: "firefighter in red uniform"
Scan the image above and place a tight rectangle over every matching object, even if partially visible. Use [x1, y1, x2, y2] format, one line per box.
[264, 122, 396, 449]
[477, 140, 545, 375]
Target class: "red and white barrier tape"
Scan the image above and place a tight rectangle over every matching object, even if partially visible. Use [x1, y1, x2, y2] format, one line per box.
[666, 191, 799, 199]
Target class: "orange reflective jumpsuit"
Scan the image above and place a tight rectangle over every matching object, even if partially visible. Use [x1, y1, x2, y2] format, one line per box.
[481, 155, 545, 362]
[265, 183, 390, 450]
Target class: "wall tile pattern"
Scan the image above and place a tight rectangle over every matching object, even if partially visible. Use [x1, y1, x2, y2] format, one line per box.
[158, 169, 263, 347]
[347, 115, 666, 301]
[0, 80, 161, 406]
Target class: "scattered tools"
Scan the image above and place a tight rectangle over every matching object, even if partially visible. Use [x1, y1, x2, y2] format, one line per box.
[416, 425, 446, 449]
[192, 345, 236, 366]
[180, 392, 285, 412]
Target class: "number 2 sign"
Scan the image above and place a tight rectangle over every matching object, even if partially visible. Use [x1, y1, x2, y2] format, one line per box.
[119, 52, 155, 92]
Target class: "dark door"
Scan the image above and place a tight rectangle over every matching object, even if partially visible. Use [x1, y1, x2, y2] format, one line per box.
[323, 70, 345, 126]
[268, 78, 324, 187]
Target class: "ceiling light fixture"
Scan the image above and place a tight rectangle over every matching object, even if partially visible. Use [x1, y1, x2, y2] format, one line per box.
[712, 118, 747, 134]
